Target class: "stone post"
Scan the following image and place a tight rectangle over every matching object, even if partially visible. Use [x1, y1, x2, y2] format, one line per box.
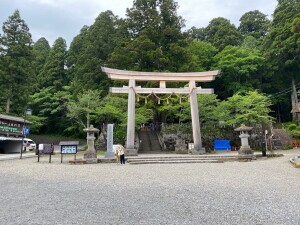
[105, 124, 115, 158]
[83, 125, 99, 164]
[189, 81, 205, 154]
[126, 79, 138, 156]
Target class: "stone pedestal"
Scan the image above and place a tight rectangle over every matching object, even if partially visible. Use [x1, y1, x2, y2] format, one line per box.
[125, 148, 138, 156]
[188, 147, 206, 155]
[83, 125, 99, 164]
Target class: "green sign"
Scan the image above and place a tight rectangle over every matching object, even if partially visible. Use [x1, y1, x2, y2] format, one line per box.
[0, 119, 22, 134]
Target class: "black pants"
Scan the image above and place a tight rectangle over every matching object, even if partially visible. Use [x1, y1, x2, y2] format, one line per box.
[120, 154, 125, 164]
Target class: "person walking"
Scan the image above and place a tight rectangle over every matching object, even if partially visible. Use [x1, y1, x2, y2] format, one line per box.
[118, 144, 126, 165]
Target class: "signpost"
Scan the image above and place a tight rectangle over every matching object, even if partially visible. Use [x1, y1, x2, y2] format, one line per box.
[59, 141, 79, 163]
[20, 108, 32, 159]
[37, 144, 54, 163]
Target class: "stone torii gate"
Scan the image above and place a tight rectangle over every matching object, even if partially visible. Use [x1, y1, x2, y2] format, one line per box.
[102, 67, 220, 156]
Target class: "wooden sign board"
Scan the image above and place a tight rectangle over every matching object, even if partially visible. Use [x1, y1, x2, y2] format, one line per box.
[38, 144, 54, 163]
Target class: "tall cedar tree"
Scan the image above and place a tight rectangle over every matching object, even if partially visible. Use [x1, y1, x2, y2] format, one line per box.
[262, 0, 300, 121]
[32, 37, 50, 91]
[39, 37, 67, 90]
[67, 11, 124, 97]
[31, 37, 70, 133]
[111, 0, 189, 72]
[0, 10, 33, 114]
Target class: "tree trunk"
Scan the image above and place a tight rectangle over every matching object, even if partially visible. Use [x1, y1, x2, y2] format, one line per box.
[6, 96, 11, 114]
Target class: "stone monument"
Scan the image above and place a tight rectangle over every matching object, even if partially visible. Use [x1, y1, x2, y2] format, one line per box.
[83, 125, 99, 164]
[234, 124, 254, 158]
[105, 124, 115, 158]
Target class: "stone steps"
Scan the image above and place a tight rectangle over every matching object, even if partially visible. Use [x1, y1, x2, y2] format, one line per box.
[128, 159, 223, 165]
[126, 155, 243, 164]
[139, 130, 162, 152]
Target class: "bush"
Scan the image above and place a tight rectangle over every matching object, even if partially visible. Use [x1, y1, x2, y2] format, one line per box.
[283, 145, 294, 150]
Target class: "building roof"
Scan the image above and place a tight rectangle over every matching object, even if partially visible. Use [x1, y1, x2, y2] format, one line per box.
[0, 114, 31, 124]
[0, 136, 23, 141]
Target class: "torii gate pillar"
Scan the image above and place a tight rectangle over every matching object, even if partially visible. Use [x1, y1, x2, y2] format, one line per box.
[126, 79, 138, 155]
[189, 80, 205, 153]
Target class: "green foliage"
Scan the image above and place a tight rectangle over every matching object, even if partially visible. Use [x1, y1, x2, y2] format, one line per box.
[113, 124, 127, 145]
[286, 123, 300, 139]
[95, 95, 128, 125]
[263, 0, 300, 85]
[0, 10, 33, 114]
[67, 89, 102, 129]
[31, 86, 72, 133]
[205, 17, 242, 51]
[238, 10, 270, 40]
[111, 0, 190, 72]
[218, 90, 273, 126]
[67, 11, 123, 96]
[40, 37, 67, 89]
[32, 37, 50, 90]
[283, 145, 294, 150]
[26, 115, 46, 133]
[213, 46, 265, 98]
[241, 36, 260, 50]
[186, 40, 218, 71]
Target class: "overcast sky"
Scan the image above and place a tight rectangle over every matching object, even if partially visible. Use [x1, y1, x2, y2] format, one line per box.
[0, 0, 278, 46]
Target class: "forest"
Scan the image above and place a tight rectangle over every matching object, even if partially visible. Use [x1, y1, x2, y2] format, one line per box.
[0, 0, 299, 141]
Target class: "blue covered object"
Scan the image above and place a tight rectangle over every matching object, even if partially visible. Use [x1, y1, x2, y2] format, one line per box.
[214, 140, 231, 151]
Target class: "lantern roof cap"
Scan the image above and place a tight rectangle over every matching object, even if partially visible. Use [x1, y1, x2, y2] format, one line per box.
[234, 124, 253, 131]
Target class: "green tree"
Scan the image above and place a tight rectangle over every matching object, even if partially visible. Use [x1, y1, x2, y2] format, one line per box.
[205, 17, 242, 51]
[67, 89, 102, 130]
[0, 10, 33, 114]
[68, 11, 124, 96]
[31, 38, 69, 134]
[111, 0, 189, 72]
[218, 90, 273, 126]
[238, 10, 270, 40]
[32, 37, 50, 90]
[39, 37, 67, 90]
[186, 26, 206, 41]
[263, 0, 300, 86]
[186, 40, 218, 71]
[241, 35, 260, 50]
[30, 86, 72, 134]
[262, 0, 300, 122]
[176, 94, 221, 125]
[213, 46, 265, 98]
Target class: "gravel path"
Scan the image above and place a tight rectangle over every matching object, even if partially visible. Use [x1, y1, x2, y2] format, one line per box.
[0, 150, 300, 225]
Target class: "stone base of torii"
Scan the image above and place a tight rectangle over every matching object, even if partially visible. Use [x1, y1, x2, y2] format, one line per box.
[102, 67, 220, 155]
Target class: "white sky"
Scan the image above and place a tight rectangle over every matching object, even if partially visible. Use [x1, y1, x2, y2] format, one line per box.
[0, 0, 278, 46]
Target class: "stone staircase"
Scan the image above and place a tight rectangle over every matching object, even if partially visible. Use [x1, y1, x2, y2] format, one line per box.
[126, 154, 244, 165]
[273, 129, 293, 146]
[138, 130, 162, 153]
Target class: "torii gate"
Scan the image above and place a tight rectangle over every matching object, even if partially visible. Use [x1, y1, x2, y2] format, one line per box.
[102, 67, 220, 156]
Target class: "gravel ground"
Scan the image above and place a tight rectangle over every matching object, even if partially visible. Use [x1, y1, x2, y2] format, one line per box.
[0, 150, 300, 225]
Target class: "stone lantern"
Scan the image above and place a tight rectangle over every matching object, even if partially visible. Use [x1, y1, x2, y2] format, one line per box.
[83, 125, 99, 164]
[234, 124, 254, 157]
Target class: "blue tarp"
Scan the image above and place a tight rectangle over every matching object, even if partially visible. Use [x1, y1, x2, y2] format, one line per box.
[214, 140, 231, 151]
